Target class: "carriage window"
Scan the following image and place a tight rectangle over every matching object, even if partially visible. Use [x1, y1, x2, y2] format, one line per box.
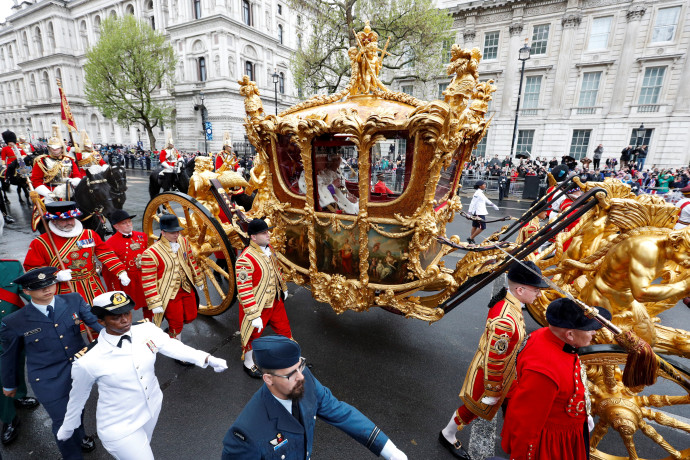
[312, 134, 358, 214]
[434, 156, 460, 205]
[276, 134, 303, 195]
[370, 132, 412, 203]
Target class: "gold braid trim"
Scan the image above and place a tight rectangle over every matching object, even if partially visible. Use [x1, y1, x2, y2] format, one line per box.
[38, 155, 64, 184]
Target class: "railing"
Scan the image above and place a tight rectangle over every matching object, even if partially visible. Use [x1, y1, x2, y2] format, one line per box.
[232, 141, 256, 157]
[576, 107, 596, 114]
[521, 108, 539, 116]
[459, 171, 548, 197]
[637, 104, 660, 113]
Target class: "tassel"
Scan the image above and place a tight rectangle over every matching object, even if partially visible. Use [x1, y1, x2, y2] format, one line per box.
[614, 330, 658, 387]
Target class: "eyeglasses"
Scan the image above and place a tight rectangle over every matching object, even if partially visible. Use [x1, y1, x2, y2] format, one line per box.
[269, 357, 306, 380]
[520, 286, 541, 294]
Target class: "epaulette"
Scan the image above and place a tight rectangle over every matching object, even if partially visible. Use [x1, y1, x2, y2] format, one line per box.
[133, 318, 150, 325]
[487, 286, 508, 309]
[75, 339, 98, 359]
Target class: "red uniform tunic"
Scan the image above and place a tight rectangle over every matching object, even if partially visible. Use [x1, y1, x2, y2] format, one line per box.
[103, 231, 151, 320]
[501, 327, 589, 460]
[456, 290, 525, 424]
[1, 146, 26, 166]
[215, 152, 238, 171]
[23, 228, 126, 303]
[372, 181, 393, 195]
[159, 148, 181, 169]
[30, 155, 83, 191]
[74, 150, 106, 174]
[236, 242, 290, 353]
[559, 197, 580, 251]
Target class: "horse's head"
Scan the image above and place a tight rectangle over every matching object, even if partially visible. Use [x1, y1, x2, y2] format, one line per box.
[78, 170, 116, 219]
[105, 164, 128, 192]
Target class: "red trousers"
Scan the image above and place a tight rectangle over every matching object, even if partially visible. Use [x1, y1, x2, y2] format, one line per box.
[165, 289, 197, 337]
[455, 405, 478, 426]
[240, 298, 292, 352]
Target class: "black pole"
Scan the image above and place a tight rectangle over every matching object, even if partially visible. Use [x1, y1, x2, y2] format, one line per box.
[509, 58, 527, 160]
[274, 80, 278, 115]
[203, 109, 207, 155]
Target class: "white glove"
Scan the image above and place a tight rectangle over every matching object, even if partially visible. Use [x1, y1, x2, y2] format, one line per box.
[493, 204, 500, 210]
[160, 163, 174, 174]
[152, 307, 164, 314]
[118, 272, 131, 286]
[56, 269, 72, 282]
[481, 395, 500, 405]
[588, 415, 595, 432]
[69, 178, 81, 187]
[380, 440, 407, 460]
[251, 317, 263, 333]
[35, 184, 54, 199]
[56, 425, 74, 441]
[207, 356, 228, 373]
[283, 290, 289, 300]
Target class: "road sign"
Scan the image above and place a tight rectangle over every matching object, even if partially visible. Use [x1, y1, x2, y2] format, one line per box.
[204, 121, 213, 141]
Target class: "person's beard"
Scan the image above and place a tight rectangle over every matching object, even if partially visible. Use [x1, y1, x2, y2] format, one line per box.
[288, 380, 305, 400]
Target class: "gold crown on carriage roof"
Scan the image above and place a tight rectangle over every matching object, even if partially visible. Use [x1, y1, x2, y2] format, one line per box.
[357, 21, 378, 45]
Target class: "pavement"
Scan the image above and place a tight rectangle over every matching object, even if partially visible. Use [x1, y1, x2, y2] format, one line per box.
[0, 168, 688, 459]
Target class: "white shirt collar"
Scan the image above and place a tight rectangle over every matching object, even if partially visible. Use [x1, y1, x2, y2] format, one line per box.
[101, 329, 133, 349]
[272, 394, 292, 413]
[31, 299, 56, 317]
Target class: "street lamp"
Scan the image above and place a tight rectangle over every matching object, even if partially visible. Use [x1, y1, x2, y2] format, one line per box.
[633, 123, 645, 147]
[200, 91, 207, 154]
[509, 40, 531, 160]
[272, 69, 279, 115]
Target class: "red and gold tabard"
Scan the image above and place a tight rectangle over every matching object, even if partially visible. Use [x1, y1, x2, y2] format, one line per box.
[459, 290, 525, 420]
[23, 228, 126, 303]
[103, 231, 149, 311]
[501, 327, 589, 460]
[236, 242, 287, 348]
[30, 154, 83, 191]
[516, 216, 541, 245]
[140, 236, 202, 312]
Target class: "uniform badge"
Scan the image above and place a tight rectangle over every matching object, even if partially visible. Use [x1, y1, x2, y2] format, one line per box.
[270, 433, 287, 450]
[494, 335, 510, 355]
[146, 340, 158, 353]
[72, 313, 81, 325]
[77, 238, 95, 248]
[238, 271, 248, 282]
[23, 328, 41, 336]
[37, 273, 46, 280]
[134, 254, 143, 269]
[69, 251, 80, 260]
[130, 243, 141, 251]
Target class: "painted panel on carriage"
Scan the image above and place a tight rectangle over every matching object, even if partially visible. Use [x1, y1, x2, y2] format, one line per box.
[283, 214, 310, 269]
[313, 225, 361, 277]
[367, 224, 410, 284]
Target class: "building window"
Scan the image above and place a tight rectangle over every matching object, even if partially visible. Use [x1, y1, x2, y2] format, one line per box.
[522, 76, 542, 109]
[198, 57, 207, 81]
[628, 127, 653, 147]
[151, 16, 156, 29]
[474, 134, 488, 157]
[652, 6, 681, 42]
[531, 24, 550, 55]
[193, 0, 202, 19]
[242, 0, 251, 26]
[279, 72, 285, 94]
[278, 24, 283, 44]
[516, 130, 534, 155]
[569, 130, 591, 160]
[483, 31, 499, 60]
[442, 39, 452, 62]
[297, 33, 302, 48]
[588, 17, 612, 50]
[277, 4, 282, 15]
[401, 84, 413, 95]
[297, 15, 302, 26]
[638, 66, 665, 105]
[438, 82, 448, 99]
[578, 71, 601, 107]
[245, 61, 254, 80]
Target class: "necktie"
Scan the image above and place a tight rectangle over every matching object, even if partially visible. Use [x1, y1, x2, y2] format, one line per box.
[291, 399, 303, 426]
[46, 305, 55, 322]
[123, 233, 132, 238]
[117, 335, 131, 348]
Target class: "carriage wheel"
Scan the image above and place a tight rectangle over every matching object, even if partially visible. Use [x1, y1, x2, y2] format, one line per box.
[143, 192, 237, 316]
[579, 345, 690, 460]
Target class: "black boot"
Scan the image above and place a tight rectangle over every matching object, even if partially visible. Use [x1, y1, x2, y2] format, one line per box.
[14, 396, 39, 409]
[81, 434, 96, 452]
[438, 431, 472, 459]
[1, 416, 20, 445]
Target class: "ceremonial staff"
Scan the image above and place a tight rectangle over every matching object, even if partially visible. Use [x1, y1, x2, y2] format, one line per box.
[26, 173, 94, 343]
[437, 235, 690, 392]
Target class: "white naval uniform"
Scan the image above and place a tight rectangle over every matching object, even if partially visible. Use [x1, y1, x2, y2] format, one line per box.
[60, 322, 210, 460]
[675, 197, 690, 230]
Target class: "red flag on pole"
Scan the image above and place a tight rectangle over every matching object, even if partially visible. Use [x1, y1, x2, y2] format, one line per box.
[57, 79, 78, 132]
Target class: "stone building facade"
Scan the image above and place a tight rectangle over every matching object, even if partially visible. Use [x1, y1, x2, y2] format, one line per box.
[411, 0, 690, 168]
[0, 0, 302, 151]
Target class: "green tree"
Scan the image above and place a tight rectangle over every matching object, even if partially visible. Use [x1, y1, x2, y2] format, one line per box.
[290, 0, 453, 99]
[84, 15, 176, 149]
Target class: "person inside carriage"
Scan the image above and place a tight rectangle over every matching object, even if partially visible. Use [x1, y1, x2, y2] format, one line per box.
[314, 154, 359, 215]
[30, 125, 83, 204]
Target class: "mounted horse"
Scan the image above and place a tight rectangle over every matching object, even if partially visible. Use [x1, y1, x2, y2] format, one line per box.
[6, 154, 35, 205]
[103, 163, 127, 209]
[148, 157, 194, 200]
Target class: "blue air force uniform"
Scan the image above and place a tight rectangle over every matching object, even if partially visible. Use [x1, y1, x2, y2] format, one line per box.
[0, 267, 103, 459]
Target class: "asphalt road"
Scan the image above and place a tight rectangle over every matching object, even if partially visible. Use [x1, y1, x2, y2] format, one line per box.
[0, 168, 688, 459]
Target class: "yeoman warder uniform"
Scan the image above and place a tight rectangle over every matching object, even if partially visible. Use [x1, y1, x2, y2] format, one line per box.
[141, 214, 203, 337]
[221, 336, 407, 460]
[57, 291, 227, 460]
[439, 261, 548, 459]
[23, 201, 130, 304]
[0, 267, 103, 459]
[501, 298, 611, 460]
[104, 210, 151, 320]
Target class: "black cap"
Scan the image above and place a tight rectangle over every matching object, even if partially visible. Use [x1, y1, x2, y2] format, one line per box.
[44, 201, 82, 220]
[13, 267, 59, 290]
[546, 298, 612, 331]
[474, 180, 486, 189]
[91, 291, 135, 317]
[507, 261, 549, 288]
[247, 218, 273, 236]
[551, 165, 570, 182]
[159, 214, 184, 232]
[2, 130, 17, 144]
[109, 209, 136, 226]
[253, 336, 301, 370]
